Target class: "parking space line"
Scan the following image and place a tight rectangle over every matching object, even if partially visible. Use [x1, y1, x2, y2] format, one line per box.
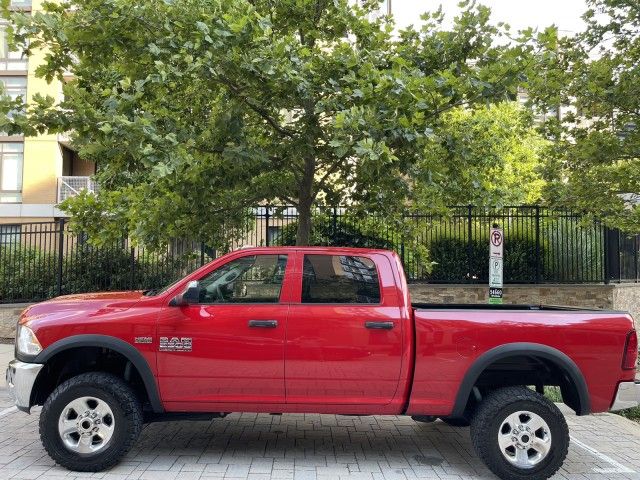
[0, 406, 17, 418]
[571, 436, 635, 474]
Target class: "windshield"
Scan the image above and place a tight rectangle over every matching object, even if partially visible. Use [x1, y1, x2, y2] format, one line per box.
[143, 276, 187, 297]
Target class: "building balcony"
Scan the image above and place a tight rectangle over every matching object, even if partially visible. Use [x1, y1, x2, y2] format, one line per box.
[57, 176, 98, 203]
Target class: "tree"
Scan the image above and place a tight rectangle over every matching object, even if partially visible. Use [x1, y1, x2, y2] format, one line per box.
[421, 102, 546, 206]
[1, 0, 532, 247]
[527, 0, 640, 231]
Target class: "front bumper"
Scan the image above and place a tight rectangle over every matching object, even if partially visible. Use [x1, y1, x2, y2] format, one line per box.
[5, 360, 44, 413]
[610, 381, 640, 411]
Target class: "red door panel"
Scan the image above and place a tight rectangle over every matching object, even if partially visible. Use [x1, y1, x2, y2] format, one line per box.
[285, 252, 404, 406]
[156, 251, 295, 409]
[157, 304, 288, 405]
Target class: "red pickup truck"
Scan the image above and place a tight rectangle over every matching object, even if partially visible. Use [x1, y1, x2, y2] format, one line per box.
[6, 247, 640, 480]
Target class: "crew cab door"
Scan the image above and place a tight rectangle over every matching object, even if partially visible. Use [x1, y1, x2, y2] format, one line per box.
[157, 252, 293, 409]
[285, 252, 405, 406]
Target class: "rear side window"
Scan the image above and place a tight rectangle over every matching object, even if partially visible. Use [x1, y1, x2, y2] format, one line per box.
[302, 255, 380, 304]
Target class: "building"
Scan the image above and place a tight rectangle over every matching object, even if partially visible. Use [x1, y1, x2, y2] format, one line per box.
[0, 0, 95, 234]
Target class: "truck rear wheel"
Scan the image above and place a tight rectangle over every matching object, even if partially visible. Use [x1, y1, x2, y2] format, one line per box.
[470, 386, 569, 480]
[39, 372, 142, 472]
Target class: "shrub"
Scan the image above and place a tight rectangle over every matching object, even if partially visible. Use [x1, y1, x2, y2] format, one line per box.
[275, 213, 395, 249]
[542, 222, 603, 282]
[0, 245, 58, 302]
[428, 234, 542, 283]
[61, 245, 137, 293]
[275, 213, 432, 279]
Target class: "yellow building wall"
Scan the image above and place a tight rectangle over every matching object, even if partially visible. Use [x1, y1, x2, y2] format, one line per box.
[21, 0, 62, 209]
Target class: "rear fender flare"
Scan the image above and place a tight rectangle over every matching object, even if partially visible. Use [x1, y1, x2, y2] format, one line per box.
[452, 342, 590, 417]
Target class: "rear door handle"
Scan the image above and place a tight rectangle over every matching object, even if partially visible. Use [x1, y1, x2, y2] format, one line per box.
[248, 320, 278, 328]
[365, 321, 395, 330]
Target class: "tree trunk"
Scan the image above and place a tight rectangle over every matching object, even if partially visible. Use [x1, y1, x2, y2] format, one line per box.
[296, 199, 312, 246]
[295, 155, 316, 246]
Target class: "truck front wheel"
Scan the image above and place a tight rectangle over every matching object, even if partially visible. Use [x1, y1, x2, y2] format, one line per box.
[39, 372, 143, 472]
[470, 386, 569, 480]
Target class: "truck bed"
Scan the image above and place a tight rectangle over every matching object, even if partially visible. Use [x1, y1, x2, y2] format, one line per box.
[412, 303, 603, 312]
[408, 304, 633, 416]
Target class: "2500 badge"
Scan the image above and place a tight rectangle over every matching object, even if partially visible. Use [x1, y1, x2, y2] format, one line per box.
[159, 337, 192, 352]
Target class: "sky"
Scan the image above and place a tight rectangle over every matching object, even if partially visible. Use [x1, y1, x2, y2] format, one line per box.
[390, 0, 589, 35]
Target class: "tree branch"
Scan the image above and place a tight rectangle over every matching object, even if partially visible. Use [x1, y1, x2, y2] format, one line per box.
[216, 76, 298, 138]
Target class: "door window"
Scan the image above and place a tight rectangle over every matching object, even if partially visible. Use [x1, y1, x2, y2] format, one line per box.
[197, 254, 287, 304]
[302, 255, 380, 304]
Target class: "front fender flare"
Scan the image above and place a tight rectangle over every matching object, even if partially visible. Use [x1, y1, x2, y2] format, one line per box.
[451, 342, 590, 417]
[29, 334, 163, 413]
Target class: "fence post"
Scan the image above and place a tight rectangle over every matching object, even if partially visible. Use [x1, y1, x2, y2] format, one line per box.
[603, 226, 610, 284]
[604, 227, 621, 284]
[535, 206, 541, 284]
[56, 217, 65, 297]
[467, 205, 473, 281]
[264, 206, 271, 247]
[200, 242, 205, 266]
[633, 235, 640, 283]
[129, 246, 136, 290]
[332, 206, 338, 238]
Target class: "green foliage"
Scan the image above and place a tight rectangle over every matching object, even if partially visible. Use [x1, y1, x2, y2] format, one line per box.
[428, 232, 542, 283]
[527, 0, 640, 231]
[542, 222, 604, 282]
[61, 246, 137, 293]
[426, 103, 547, 206]
[0, 246, 57, 301]
[274, 212, 432, 278]
[0, 0, 537, 246]
[275, 213, 395, 249]
[0, 243, 201, 303]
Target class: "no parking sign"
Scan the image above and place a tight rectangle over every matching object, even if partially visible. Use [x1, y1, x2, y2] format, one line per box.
[489, 225, 503, 304]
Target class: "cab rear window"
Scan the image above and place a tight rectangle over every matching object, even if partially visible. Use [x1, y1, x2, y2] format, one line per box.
[302, 255, 380, 304]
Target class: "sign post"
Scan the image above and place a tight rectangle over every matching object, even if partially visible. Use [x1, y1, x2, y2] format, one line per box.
[489, 223, 503, 305]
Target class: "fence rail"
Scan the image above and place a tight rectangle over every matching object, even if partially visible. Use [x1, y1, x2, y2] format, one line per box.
[0, 205, 638, 304]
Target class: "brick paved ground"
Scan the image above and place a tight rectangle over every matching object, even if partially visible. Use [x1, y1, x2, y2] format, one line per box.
[2, 344, 640, 479]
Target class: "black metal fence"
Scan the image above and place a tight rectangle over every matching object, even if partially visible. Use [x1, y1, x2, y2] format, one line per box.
[1, 205, 638, 303]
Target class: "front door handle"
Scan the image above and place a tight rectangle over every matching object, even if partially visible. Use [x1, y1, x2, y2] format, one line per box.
[248, 320, 278, 328]
[365, 321, 395, 330]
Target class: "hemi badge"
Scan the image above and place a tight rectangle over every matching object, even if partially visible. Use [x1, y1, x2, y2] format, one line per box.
[134, 337, 153, 344]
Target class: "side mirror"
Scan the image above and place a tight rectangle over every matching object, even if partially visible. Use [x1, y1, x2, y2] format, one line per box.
[169, 280, 200, 306]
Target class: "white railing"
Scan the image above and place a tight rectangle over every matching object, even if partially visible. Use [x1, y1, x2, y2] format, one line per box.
[57, 176, 98, 203]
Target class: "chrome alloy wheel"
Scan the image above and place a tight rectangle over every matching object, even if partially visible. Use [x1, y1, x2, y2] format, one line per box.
[498, 410, 552, 469]
[57, 396, 115, 454]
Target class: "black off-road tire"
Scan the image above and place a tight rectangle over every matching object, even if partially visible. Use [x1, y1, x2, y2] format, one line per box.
[39, 372, 143, 472]
[470, 386, 569, 480]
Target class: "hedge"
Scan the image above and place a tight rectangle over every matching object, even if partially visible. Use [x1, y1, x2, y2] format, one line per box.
[428, 234, 542, 283]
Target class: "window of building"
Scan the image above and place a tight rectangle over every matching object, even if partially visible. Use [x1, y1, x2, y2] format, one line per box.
[0, 76, 27, 101]
[9, 0, 32, 8]
[197, 254, 288, 304]
[0, 23, 27, 71]
[302, 255, 381, 304]
[0, 142, 23, 203]
[0, 224, 20, 245]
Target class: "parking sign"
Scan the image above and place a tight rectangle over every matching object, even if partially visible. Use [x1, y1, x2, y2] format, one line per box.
[489, 226, 503, 304]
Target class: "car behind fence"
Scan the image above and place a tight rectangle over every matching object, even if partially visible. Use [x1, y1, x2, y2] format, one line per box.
[0, 205, 638, 303]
